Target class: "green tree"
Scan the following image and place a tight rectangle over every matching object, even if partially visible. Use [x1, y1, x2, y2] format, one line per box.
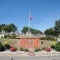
[54, 20, 60, 37]
[22, 27, 28, 34]
[44, 28, 54, 36]
[8, 23, 17, 32]
[55, 42, 60, 52]
[0, 24, 17, 33]
[21, 26, 43, 34]
[0, 42, 5, 51]
[0, 24, 2, 32]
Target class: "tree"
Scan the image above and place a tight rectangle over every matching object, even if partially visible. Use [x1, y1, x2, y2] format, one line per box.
[8, 23, 17, 32]
[54, 20, 60, 37]
[44, 28, 54, 36]
[55, 42, 60, 52]
[21, 27, 28, 34]
[0, 23, 17, 32]
[21, 26, 43, 34]
[0, 24, 2, 32]
[0, 42, 5, 51]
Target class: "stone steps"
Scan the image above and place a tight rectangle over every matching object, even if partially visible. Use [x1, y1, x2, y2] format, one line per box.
[29, 49, 35, 56]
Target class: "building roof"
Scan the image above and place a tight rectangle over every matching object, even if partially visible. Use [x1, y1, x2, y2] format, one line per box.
[16, 34, 42, 39]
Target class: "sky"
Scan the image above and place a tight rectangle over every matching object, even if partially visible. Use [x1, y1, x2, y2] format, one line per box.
[0, 0, 60, 33]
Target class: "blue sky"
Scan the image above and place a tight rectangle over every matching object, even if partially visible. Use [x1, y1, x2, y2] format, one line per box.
[0, 0, 60, 32]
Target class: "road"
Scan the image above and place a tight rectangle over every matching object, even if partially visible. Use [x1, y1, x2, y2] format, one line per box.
[0, 56, 60, 60]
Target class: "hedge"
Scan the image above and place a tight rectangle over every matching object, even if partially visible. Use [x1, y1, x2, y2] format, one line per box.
[55, 42, 60, 52]
[41, 37, 57, 41]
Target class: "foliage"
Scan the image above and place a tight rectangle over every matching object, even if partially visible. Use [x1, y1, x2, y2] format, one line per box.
[20, 48, 24, 51]
[21, 26, 43, 34]
[35, 48, 41, 52]
[0, 23, 17, 32]
[41, 37, 57, 41]
[4, 41, 9, 45]
[10, 33, 17, 39]
[20, 48, 29, 52]
[24, 48, 29, 52]
[4, 34, 11, 38]
[44, 20, 60, 37]
[42, 46, 45, 50]
[0, 42, 5, 51]
[51, 42, 56, 49]
[4, 33, 17, 39]
[55, 42, 60, 52]
[4, 41, 11, 49]
[5, 45, 11, 49]
[1, 36, 3, 38]
[44, 28, 54, 37]
[54, 20, 60, 37]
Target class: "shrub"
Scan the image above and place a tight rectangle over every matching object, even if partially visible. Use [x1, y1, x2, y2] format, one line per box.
[11, 33, 17, 39]
[4, 34, 11, 38]
[35, 48, 41, 52]
[55, 42, 60, 52]
[0, 42, 6, 51]
[42, 47, 45, 50]
[1, 36, 3, 38]
[4, 41, 9, 45]
[41, 37, 46, 40]
[24, 48, 29, 52]
[41, 44, 45, 50]
[5, 45, 11, 49]
[4, 41, 11, 49]
[41, 37, 57, 41]
[45, 47, 51, 52]
[20, 48, 24, 51]
[51, 42, 56, 49]
[10, 47, 17, 52]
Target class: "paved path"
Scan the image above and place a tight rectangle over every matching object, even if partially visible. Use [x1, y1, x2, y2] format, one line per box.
[0, 56, 60, 60]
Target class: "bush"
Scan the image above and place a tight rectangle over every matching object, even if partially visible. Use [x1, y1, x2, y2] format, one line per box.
[4, 34, 17, 39]
[4, 34, 11, 38]
[10, 47, 17, 52]
[4, 41, 11, 49]
[41, 37, 46, 40]
[24, 49, 29, 52]
[1, 36, 3, 38]
[0, 42, 6, 51]
[5, 45, 11, 49]
[41, 37, 57, 41]
[20, 48, 24, 51]
[51, 42, 56, 49]
[45, 47, 51, 52]
[55, 42, 60, 52]
[4, 41, 9, 45]
[11, 33, 17, 39]
[35, 48, 41, 52]
[42, 47, 45, 50]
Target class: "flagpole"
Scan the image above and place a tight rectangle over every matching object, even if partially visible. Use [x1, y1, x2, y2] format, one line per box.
[28, 10, 31, 35]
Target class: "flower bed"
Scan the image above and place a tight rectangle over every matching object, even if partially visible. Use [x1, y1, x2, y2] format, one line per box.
[45, 47, 51, 52]
[10, 47, 17, 52]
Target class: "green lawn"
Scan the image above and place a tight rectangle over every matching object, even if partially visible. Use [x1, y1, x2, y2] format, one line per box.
[0, 38, 17, 45]
[41, 40, 57, 47]
[0, 38, 57, 47]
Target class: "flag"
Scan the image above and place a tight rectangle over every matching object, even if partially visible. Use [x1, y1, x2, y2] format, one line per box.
[29, 10, 32, 20]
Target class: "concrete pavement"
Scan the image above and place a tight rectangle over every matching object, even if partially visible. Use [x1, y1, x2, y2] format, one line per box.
[0, 50, 60, 56]
[0, 56, 60, 60]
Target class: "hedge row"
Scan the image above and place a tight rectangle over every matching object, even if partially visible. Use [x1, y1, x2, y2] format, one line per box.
[41, 37, 57, 41]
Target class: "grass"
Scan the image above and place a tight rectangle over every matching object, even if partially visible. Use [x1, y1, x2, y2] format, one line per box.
[41, 40, 57, 47]
[0, 38, 17, 45]
[0, 38, 57, 47]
